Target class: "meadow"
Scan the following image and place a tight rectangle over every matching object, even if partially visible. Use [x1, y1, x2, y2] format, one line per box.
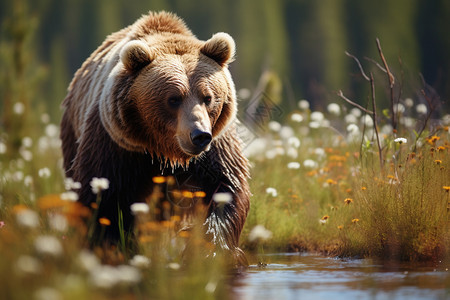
[1, 72, 449, 299]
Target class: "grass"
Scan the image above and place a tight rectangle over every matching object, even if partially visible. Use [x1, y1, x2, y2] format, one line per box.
[240, 103, 450, 263]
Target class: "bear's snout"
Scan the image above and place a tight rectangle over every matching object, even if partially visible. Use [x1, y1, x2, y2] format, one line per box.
[190, 129, 212, 152]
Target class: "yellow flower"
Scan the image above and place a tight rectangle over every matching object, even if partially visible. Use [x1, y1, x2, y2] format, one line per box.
[337, 225, 344, 230]
[351, 218, 359, 224]
[152, 176, 166, 184]
[326, 179, 337, 185]
[321, 215, 329, 220]
[344, 198, 353, 205]
[437, 146, 446, 152]
[443, 186, 450, 192]
[98, 218, 111, 226]
[361, 186, 367, 191]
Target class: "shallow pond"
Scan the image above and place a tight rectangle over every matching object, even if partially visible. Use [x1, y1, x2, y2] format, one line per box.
[229, 253, 450, 300]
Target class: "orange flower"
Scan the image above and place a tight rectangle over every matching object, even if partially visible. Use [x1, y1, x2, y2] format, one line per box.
[194, 191, 206, 198]
[99, 218, 111, 226]
[321, 215, 329, 220]
[326, 179, 337, 185]
[361, 186, 367, 191]
[337, 225, 344, 230]
[443, 186, 450, 192]
[344, 198, 353, 205]
[152, 176, 166, 184]
[351, 218, 359, 224]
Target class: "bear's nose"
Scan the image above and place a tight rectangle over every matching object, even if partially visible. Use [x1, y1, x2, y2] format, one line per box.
[190, 129, 212, 149]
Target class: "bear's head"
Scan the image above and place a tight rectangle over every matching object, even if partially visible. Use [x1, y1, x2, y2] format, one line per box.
[101, 32, 237, 166]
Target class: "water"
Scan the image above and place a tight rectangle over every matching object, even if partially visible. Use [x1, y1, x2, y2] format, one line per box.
[230, 253, 450, 300]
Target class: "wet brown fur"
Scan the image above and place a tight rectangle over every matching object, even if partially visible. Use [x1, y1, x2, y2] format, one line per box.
[60, 11, 250, 265]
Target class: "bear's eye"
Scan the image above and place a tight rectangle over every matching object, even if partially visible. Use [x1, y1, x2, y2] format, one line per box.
[168, 96, 183, 108]
[203, 96, 212, 105]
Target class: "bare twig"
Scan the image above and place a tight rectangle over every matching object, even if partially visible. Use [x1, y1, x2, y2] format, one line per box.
[336, 90, 373, 115]
[369, 72, 384, 169]
[376, 38, 397, 131]
[364, 57, 387, 73]
[345, 51, 370, 81]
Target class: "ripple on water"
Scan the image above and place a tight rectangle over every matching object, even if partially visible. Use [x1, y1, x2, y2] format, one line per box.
[230, 253, 450, 300]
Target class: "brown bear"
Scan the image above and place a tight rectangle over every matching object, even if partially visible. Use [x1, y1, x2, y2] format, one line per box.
[60, 11, 250, 265]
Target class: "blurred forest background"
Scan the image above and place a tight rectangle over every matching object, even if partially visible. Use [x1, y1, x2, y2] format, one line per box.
[0, 0, 449, 124]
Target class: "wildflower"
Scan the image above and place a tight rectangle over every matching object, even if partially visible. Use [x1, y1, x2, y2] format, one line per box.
[288, 136, 301, 148]
[0, 221, 5, 228]
[310, 111, 324, 122]
[0, 141, 6, 154]
[22, 137, 33, 148]
[313, 147, 326, 158]
[394, 103, 405, 114]
[213, 192, 233, 205]
[416, 103, 428, 114]
[351, 108, 362, 117]
[38, 167, 51, 178]
[291, 113, 304, 123]
[325, 179, 337, 186]
[351, 218, 360, 224]
[286, 147, 298, 159]
[41, 113, 50, 123]
[152, 176, 166, 183]
[303, 159, 318, 169]
[48, 214, 68, 232]
[361, 186, 367, 191]
[60, 191, 79, 202]
[280, 126, 295, 139]
[15, 209, 40, 228]
[443, 186, 450, 192]
[129, 255, 151, 268]
[361, 115, 373, 127]
[394, 137, 407, 144]
[337, 225, 344, 230]
[345, 114, 358, 124]
[194, 191, 206, 198]
[287, 162, 301, 169]
[265, 187, 278, 197]
[205, 280, 218, 294]
[16, 255, 43, 275]
[344, 198, 353, 205]
[435, 160, 442, 165]
[248, 224, 272, 242]
[34, 235, 63, 257]
[99, 218, 111, 226]
[298, 99, 310, 110]
[90, 177, 109, 194]
[437, 146, 446, 152]
[238, 88, 251, 99]
[78, 250, 100, 272]
[268, 121, 282, 132]
[168, 262, 181, 270]
[34, 287, 62, 300]
[24, 175, 33, 187]
[327, 103, 341, 116]
[130, 203, 150, 215]
[13, 102, 25, 115]
[45, 124, 59, 138]
[404, 98, 414, 107]
[64, 178, 81, 190]
[347, 124, 360, 134]
[321, 215, 329, 220]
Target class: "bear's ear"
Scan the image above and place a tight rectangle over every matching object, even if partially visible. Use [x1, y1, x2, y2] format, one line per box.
[120, 40, 154, 72]
[200, 32, 235, 67]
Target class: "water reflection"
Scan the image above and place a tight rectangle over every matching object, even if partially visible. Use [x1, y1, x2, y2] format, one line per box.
[230, 253, 450, 300]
